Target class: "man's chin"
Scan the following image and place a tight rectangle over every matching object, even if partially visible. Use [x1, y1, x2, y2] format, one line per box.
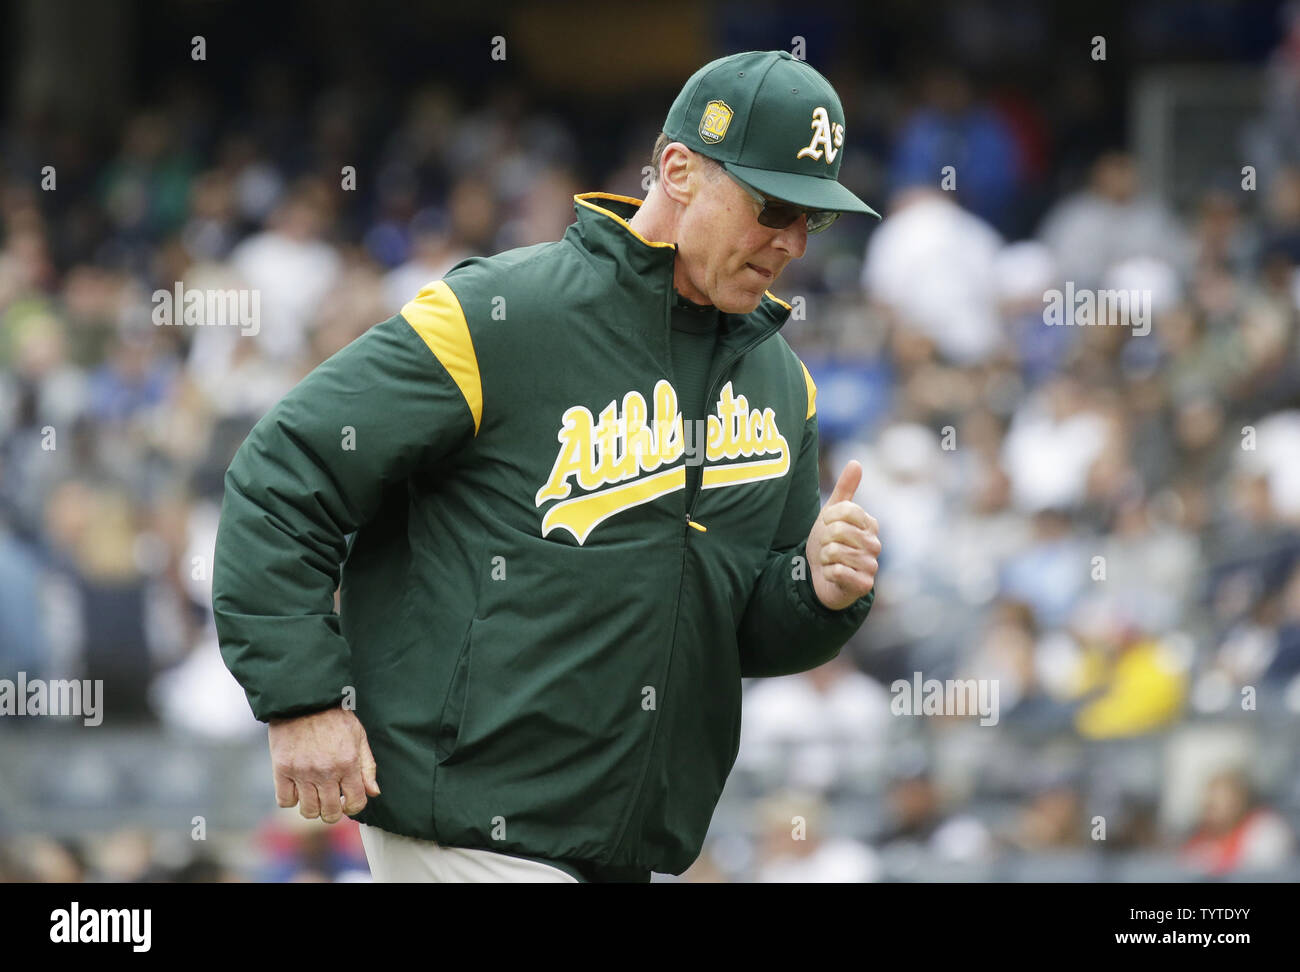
[716, 290, 765, 315]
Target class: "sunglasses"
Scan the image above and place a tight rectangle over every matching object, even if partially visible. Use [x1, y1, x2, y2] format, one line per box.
[720, 166, 841, 235]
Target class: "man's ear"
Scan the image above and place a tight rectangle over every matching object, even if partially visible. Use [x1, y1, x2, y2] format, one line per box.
[658, 143, 694, 206]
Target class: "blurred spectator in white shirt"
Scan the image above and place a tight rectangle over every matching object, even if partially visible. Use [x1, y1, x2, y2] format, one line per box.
[737, 654, 892, 793]
[862, 187, 1005, 366]
[1235, 409, 1300, 525]
[1000, 374, 1110, 513]
[228, 181, 341, 364]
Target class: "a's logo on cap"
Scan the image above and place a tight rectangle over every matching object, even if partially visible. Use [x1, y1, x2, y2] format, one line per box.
[796, 106, 844, 164]
[699, 100, 733, 144]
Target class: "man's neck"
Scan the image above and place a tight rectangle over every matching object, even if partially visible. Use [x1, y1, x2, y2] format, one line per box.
[628, 190, 711, 306]
[627, 189, 675, 244]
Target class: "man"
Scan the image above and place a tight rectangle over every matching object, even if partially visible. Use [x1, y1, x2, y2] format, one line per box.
[213, 49, 882, 883]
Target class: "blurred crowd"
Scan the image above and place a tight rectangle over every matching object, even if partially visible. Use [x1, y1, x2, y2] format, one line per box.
[4, 15, 1300, 880]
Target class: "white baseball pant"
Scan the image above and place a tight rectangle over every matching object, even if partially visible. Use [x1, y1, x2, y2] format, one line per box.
[358, 823, 579, 883]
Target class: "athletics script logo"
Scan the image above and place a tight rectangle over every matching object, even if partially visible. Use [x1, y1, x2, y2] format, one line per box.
[535, 379, 790, 544]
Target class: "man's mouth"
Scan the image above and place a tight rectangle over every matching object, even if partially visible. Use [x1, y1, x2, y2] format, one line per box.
[746, 263, 773, 279]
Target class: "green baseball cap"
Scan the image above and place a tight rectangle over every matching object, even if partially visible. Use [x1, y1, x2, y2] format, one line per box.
[662, 50, 880, 218]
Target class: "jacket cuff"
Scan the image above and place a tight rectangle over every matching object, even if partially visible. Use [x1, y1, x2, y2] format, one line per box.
[263, 697, 346, 723]
[794, 543, 875, 625]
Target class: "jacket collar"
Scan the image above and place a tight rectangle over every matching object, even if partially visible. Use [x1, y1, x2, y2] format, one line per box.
[566, 192, 794, 340]
[570, 192, 677, 276]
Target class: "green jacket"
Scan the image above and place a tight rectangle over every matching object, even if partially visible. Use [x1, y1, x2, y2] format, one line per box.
[213, 192, 874, 877]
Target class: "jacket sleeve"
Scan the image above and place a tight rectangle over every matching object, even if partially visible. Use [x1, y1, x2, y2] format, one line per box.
[735, 371, 874, 678]
[212, 282, 480, 721]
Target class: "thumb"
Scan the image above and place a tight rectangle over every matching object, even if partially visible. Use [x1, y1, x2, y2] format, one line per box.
[359, 734, 381, 796]
[828, 460, 863, 506]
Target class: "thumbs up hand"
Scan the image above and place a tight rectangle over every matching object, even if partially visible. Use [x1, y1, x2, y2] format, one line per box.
[806, 460, 881, 611]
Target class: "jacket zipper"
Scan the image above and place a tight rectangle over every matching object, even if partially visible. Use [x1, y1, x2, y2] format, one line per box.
[606, 258, 687, 862]
[609, 307, 780, 863]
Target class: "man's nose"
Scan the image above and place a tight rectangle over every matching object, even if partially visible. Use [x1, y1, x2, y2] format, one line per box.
[772, 215, 808, 259]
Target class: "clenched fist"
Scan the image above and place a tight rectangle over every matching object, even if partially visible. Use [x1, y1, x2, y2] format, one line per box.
[807, 460, 881, 611]
[268, 706, 381, 824]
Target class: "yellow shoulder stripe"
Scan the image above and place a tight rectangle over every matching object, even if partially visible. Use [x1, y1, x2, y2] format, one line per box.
[401, 280, 483, 435]
[799, 360, 817, 420]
